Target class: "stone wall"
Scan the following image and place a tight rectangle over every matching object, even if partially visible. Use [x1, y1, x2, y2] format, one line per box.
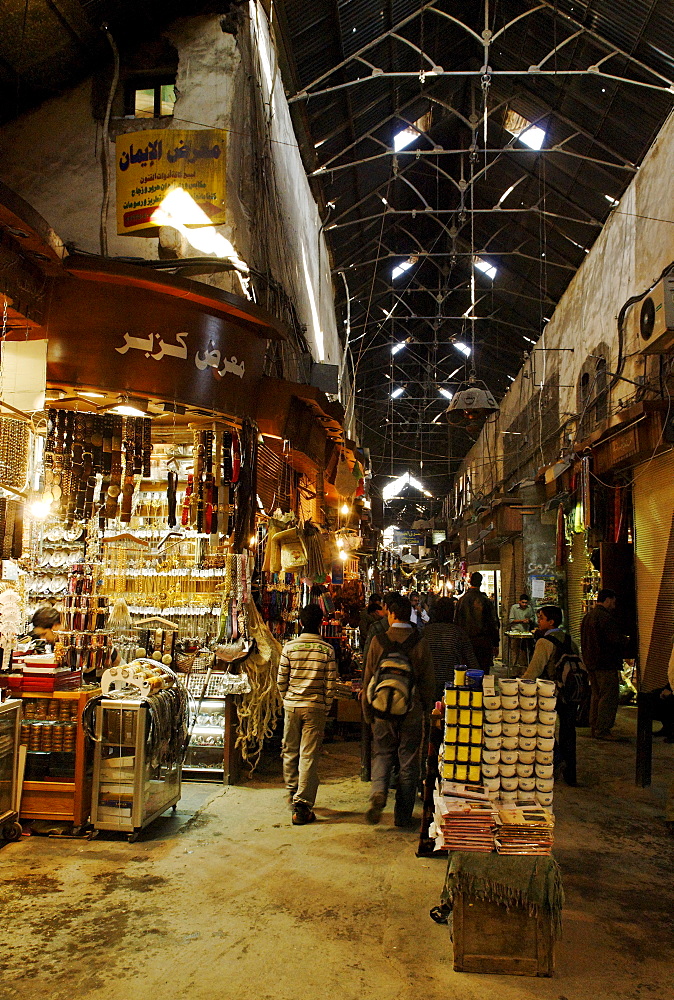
[0, 3, 342, 378]
[454, 105, 674, 501]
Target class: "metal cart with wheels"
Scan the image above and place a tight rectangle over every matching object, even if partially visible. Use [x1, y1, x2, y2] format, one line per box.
[90, 696, 181, 841]
[0, 698, 22, 843]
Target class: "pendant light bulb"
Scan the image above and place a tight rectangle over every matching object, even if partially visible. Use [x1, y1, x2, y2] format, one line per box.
[340, 503, 350, 515]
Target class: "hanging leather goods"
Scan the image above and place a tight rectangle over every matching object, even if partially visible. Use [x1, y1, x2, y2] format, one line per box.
[275, 526, 308, 572]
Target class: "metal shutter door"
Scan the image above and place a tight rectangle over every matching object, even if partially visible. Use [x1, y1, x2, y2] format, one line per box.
[633, 449, 674, 692]
[566, 531, 587, 648]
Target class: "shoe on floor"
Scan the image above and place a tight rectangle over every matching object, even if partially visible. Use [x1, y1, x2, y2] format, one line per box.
[365, 792, 386, 825]
[292, 802, 316, 825]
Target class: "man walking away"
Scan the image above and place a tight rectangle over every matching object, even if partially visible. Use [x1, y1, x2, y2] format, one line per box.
[523, 604, 579, 786]
[455, 572, 501, 673]
[423, 596, 479, 702]
[580, 589, 631, 741]
[361, 596, 434, 826]
[277, 604, 337, 825]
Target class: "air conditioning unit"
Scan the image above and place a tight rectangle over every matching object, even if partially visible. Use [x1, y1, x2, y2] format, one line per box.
[637, 275, 674, 353]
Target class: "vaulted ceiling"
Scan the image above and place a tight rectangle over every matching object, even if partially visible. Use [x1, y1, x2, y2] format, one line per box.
[2, 1, 674, 514]
[277, 0, 674, 505]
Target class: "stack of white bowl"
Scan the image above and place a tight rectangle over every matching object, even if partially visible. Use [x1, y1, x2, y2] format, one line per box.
[533, 678, 557, 807]
[480, 677, 557, 807]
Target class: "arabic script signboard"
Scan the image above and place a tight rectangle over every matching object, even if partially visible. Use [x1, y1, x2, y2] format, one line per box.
[45, 274, 268, 419]
[116, 129, 227, 235]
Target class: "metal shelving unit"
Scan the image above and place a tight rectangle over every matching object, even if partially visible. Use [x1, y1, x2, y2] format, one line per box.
[0, 698, 22, 842]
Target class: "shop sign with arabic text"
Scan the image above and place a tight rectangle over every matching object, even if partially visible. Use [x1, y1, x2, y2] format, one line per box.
[116, 129, 226, 234]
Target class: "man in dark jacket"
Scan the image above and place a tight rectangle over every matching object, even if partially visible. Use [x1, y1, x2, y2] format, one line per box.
[455, 572, 500, 673]
[580, 589, 631, 741]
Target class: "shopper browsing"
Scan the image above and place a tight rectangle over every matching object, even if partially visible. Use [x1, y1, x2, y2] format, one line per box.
[409, 592, 429, 628]
[523, 604, 580, 786]
[361, 595, 434, 827]
[580, 589, 631, 740]
[423, 596, 479, 702]
[277, 604, 337, 826]
[363, 592, 400, 664]
[454, 572, 501, 673]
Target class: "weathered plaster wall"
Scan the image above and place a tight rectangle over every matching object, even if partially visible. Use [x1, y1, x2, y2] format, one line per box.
[0, 4, 341, 373]
[456, 106, 674, 499]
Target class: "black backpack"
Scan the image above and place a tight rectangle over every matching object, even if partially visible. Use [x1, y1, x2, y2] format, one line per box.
[366, 632, 420, 720]
[547, 632, 590, 707]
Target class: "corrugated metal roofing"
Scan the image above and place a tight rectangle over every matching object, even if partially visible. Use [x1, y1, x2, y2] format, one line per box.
[279, 0, 674, 493]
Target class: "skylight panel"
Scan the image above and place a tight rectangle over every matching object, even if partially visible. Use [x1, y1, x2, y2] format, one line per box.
[392, 112, 432, 152]
[392, 258, 416, 280]
[474, 256, 497, 280]
[505, 110, 545, 150]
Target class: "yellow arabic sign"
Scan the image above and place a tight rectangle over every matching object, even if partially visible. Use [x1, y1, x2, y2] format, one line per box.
[116, 129, 226, 235]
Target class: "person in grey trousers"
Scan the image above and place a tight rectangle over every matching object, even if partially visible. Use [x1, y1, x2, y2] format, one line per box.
[277, 604, 337, 825]
[361, 596, 435, 827]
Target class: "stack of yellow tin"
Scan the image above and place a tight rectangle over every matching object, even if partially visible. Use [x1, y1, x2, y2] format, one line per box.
[440, 685, 483, 784]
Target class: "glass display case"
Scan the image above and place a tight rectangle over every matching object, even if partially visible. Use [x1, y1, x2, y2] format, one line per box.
[0, 698, 21, 841]
[91, 698, 181, 841]
[182, 695, 226, 780]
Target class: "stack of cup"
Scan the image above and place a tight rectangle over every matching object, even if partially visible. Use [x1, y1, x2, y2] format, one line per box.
[535, 678, 557, 806]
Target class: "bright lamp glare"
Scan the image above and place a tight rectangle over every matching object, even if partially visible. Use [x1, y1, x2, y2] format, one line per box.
[439, 388, 453, 400]
[151, 187, 248, 271]
[454, 342, 471, 357]
[339, 550, 349, 561]
[390, 386, 404, 398]
[391, 343, 405, 355]
[114, 405, 147, 417]
[340, 503, 350, 515]
[29, 498, 52, 520]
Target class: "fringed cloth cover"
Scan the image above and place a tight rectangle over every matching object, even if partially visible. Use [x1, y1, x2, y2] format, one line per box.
[441, 852, 564, 940]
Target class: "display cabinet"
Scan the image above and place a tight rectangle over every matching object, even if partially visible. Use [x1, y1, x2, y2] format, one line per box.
[181, 672, 242, 784]
[19, 688, 100, 830]
[91, 697, 181, 841]
[0, 698, 22, 842]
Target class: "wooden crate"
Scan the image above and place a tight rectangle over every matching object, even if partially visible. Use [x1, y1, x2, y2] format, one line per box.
[451, 893, 554, 977]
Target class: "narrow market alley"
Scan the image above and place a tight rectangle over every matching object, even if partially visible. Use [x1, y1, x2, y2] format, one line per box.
[1, 708, 671, 1000]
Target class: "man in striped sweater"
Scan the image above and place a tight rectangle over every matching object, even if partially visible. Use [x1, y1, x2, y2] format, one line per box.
[277, 604, 337, 825]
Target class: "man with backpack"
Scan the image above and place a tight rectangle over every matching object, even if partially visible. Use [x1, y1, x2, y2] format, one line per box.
[523, 604, 586, 786]
[361, 595, 434, 826]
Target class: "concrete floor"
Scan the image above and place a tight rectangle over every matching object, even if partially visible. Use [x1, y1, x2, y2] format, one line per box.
[0, 707, 672, 1000]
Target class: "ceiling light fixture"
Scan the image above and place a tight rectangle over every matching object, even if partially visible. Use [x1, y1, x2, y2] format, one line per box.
[454, 342, 471, 357]
[391, 343, 405, 355]
[390, 386, 404, 398]
[438, 388, 453, 400]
